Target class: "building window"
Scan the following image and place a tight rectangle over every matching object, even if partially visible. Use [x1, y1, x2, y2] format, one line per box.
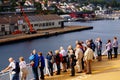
[34, 24, 38, 26]
[52, 22, 54, 25]
[43, 23, 45, 26]
[1, 27, 5, 31]
[1, 25, 5, 26]
[59, 22, 61, 25]
[39, 23, 42, 27]
[46, 23, 48, 26]
[49, 22, 51, 26]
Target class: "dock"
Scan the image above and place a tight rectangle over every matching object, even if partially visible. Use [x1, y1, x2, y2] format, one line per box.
[0, 26, 93, 44]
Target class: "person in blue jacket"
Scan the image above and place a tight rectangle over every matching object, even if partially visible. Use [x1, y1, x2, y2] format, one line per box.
[38, 52, 45, 80]
[29, 49, 39, 80]
[46, 51, 54, 76]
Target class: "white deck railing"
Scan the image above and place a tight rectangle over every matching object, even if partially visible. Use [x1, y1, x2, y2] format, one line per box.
[0, 59, 61, 80]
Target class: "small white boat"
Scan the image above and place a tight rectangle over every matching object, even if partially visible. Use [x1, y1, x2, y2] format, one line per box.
[60, 14, 74, 22]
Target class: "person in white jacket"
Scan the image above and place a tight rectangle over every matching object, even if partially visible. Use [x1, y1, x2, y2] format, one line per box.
[75, 44, 83, 73]
[84, 44, 94, 74]
[60, 46, 67, 72]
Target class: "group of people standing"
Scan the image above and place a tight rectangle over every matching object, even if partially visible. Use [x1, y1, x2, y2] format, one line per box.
[1, 37, 118, 80]
[45, 36, 119, 77]
[45, 39, 95, 77]
[105, 37, 118, 59]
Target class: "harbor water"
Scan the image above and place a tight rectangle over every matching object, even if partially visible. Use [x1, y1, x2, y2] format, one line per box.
[0, 20, 120, 71]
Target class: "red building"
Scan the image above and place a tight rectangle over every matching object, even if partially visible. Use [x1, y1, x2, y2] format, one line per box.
[69, 11, 95, 19]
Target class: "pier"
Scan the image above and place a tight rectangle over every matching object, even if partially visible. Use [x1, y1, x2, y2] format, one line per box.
[0, 26, 93, 44]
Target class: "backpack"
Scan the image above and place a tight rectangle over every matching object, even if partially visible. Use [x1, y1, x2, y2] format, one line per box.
[12, 62, 20, 73]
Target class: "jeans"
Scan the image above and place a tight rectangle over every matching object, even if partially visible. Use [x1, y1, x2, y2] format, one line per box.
[56, 63, 60, 74]
[97, 49, 102, 61]
[48, 63, 53, 76]
[32, 67, 39, 80]
[39, 67, 44, 79]
[113, 47, 118, 58]
[108, 49, 112, 59]
[71, 65, 75, 76]
[11, 73, 19, 80]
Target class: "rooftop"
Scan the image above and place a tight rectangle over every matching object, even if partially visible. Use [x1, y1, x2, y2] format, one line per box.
[0, 14, 63, 24]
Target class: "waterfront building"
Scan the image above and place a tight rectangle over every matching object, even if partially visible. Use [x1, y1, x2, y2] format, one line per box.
[69, 11, 95, 21]
[27, 14, 64, 30]
[0, 14, 64, 35]
[0, 16, 19, 35]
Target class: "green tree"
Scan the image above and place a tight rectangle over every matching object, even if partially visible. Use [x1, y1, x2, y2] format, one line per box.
[110, 0, 118, 7]
[34, 2, 42, 10]
[10, 0, 18, 11]
[34, 2, 42, 14]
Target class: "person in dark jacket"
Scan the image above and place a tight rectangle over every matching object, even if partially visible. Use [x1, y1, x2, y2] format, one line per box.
[113, 37, 118, 58]
[106, 40, 112, 59]
[55, 50, 61, 75]
[90, 39, 96, 52]
[46, 51, 54, 76]
[38, 52, 45, 80]
[95, 37, 102, 61]
[29, 49, 39, 80]
[69, 50, 76, 76]
[67, 45, 74, 69]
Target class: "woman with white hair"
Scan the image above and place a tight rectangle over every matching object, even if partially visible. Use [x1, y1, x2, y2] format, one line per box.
[60, 46, 67, 72]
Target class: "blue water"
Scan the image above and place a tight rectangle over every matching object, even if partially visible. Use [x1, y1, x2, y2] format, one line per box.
[0, 20, 120, 70]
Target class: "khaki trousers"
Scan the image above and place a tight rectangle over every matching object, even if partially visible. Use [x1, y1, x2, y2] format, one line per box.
[76, 59, 82, 72]
[85, 60, 92, 74]
[20, 68, 28, 80]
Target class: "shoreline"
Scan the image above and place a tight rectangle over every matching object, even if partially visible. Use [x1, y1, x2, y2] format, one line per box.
[0, 26, 93, 45]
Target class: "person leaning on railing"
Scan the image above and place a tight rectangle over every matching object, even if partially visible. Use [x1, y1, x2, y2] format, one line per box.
[1, 57, 20, 80]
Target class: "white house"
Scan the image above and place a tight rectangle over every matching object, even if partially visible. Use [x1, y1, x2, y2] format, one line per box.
[0, 16, 19, 35]
[0, 17, 10, 35]
[25, 14, 64, 30]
